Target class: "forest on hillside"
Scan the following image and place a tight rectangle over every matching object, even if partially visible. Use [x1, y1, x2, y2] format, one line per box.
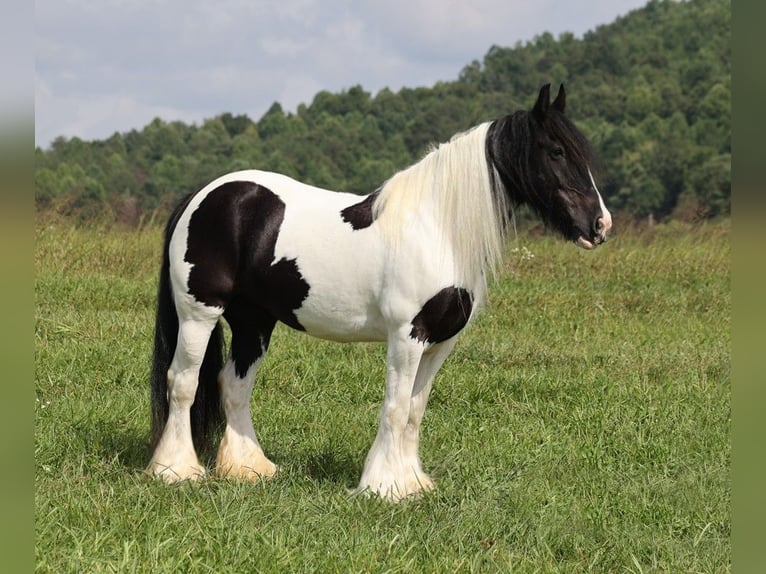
[35, 0, 730, 225]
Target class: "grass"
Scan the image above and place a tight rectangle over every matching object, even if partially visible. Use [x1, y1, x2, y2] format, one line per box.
[35, 218, 730, 572]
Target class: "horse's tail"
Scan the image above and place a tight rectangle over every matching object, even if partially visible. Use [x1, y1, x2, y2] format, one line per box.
[150, 195, 225, 458]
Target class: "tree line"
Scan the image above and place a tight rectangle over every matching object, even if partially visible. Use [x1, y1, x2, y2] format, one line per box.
[35, 0, 730, 225]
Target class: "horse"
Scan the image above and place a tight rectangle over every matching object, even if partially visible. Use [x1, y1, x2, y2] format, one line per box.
[145, 83, 612, 500]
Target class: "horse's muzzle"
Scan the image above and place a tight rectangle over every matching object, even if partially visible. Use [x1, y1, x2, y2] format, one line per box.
[575, 215, 611, 249]
[591, 213, 612, 246]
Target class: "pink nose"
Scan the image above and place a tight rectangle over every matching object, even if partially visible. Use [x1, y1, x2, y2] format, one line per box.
[593, 214, 612, 242]
[593, 216, 605, 236]
[598, 208, 613, 233]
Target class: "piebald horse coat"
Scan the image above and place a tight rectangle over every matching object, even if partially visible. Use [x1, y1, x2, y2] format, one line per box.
[146, 85, 612, 500]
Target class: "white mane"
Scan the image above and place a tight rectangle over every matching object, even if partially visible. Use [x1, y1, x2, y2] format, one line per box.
[372, 122, 510, 295]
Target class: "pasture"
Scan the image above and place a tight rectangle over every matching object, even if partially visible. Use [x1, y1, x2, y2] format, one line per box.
[35, 218, 730, 572]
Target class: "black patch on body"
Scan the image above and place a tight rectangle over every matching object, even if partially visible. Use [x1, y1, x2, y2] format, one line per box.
[223, 302, 277, 378]
[184, 181, 310, 376]
[410, 287, 473, 344]
[340, 191, 380, 230]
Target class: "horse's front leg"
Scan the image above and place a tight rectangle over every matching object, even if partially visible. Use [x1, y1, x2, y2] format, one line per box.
[401, 337, 458, 493]
[357, 331, 426, 501]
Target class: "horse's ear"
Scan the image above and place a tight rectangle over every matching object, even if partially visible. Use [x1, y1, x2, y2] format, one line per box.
[532, 84, 551, 120]
[552, 83, 566, 113]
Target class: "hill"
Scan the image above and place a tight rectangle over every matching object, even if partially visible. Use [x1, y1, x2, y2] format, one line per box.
[35, 0, 730, 225]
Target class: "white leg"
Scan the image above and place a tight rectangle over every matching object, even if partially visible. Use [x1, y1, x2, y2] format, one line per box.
[401, 338, 458, 492]
[146, 318, 218, 482]
[215, 358, 278, 480]
[357, 331, 426, 501]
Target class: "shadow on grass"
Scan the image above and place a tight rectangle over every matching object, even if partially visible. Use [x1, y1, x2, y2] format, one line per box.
[286, 449, 362, 489]
[93, 428, 231, 472]
[85, 417, 362, 489]
[89, 422, 153, 471]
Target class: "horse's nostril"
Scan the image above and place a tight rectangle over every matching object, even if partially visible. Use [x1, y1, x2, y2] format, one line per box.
[593, 216, 604, 235]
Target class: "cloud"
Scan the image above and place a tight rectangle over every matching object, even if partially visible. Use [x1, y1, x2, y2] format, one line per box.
[35, 71, 197, 144]
[35, 0, 649, 148]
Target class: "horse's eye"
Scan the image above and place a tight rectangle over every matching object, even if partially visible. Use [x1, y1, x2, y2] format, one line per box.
[549, 147, 564, 160]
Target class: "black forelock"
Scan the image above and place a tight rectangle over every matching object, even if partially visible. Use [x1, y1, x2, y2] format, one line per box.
[544, 109, 596, 182]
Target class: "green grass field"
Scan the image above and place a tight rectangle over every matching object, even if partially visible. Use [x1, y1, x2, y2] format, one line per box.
[35, 219, 730, 572]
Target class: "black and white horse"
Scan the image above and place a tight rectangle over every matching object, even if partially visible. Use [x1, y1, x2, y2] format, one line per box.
[146, 84, 612, 500]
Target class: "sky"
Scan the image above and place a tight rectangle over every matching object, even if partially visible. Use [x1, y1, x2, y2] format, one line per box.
[35, 0, 649, 149]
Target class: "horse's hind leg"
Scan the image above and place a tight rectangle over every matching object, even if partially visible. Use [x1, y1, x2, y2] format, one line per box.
[215, 305, 278, 480]
[147, 313, 221, 482]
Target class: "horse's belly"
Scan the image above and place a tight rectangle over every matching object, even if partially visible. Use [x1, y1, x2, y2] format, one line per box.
[294, 292, 387, 342]
[276, 205, 388, 342]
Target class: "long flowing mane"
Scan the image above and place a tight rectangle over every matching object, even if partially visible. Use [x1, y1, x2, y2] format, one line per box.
[372, 123, 509, 296]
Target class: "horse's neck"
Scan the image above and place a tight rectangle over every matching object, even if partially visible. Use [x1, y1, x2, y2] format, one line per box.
[375, 123, 507, 290]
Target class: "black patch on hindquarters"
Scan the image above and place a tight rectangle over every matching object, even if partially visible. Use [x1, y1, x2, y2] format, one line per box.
[185, 181, 310, 331]
[340, 191, 380, 230]
[409, 287, 474, 344]
[224, 302, 277, 378]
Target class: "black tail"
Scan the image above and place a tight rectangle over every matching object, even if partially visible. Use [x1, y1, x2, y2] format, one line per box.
[150, 195, 225, 460]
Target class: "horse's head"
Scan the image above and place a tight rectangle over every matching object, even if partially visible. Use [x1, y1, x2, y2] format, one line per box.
[487, 84, 613, 249]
